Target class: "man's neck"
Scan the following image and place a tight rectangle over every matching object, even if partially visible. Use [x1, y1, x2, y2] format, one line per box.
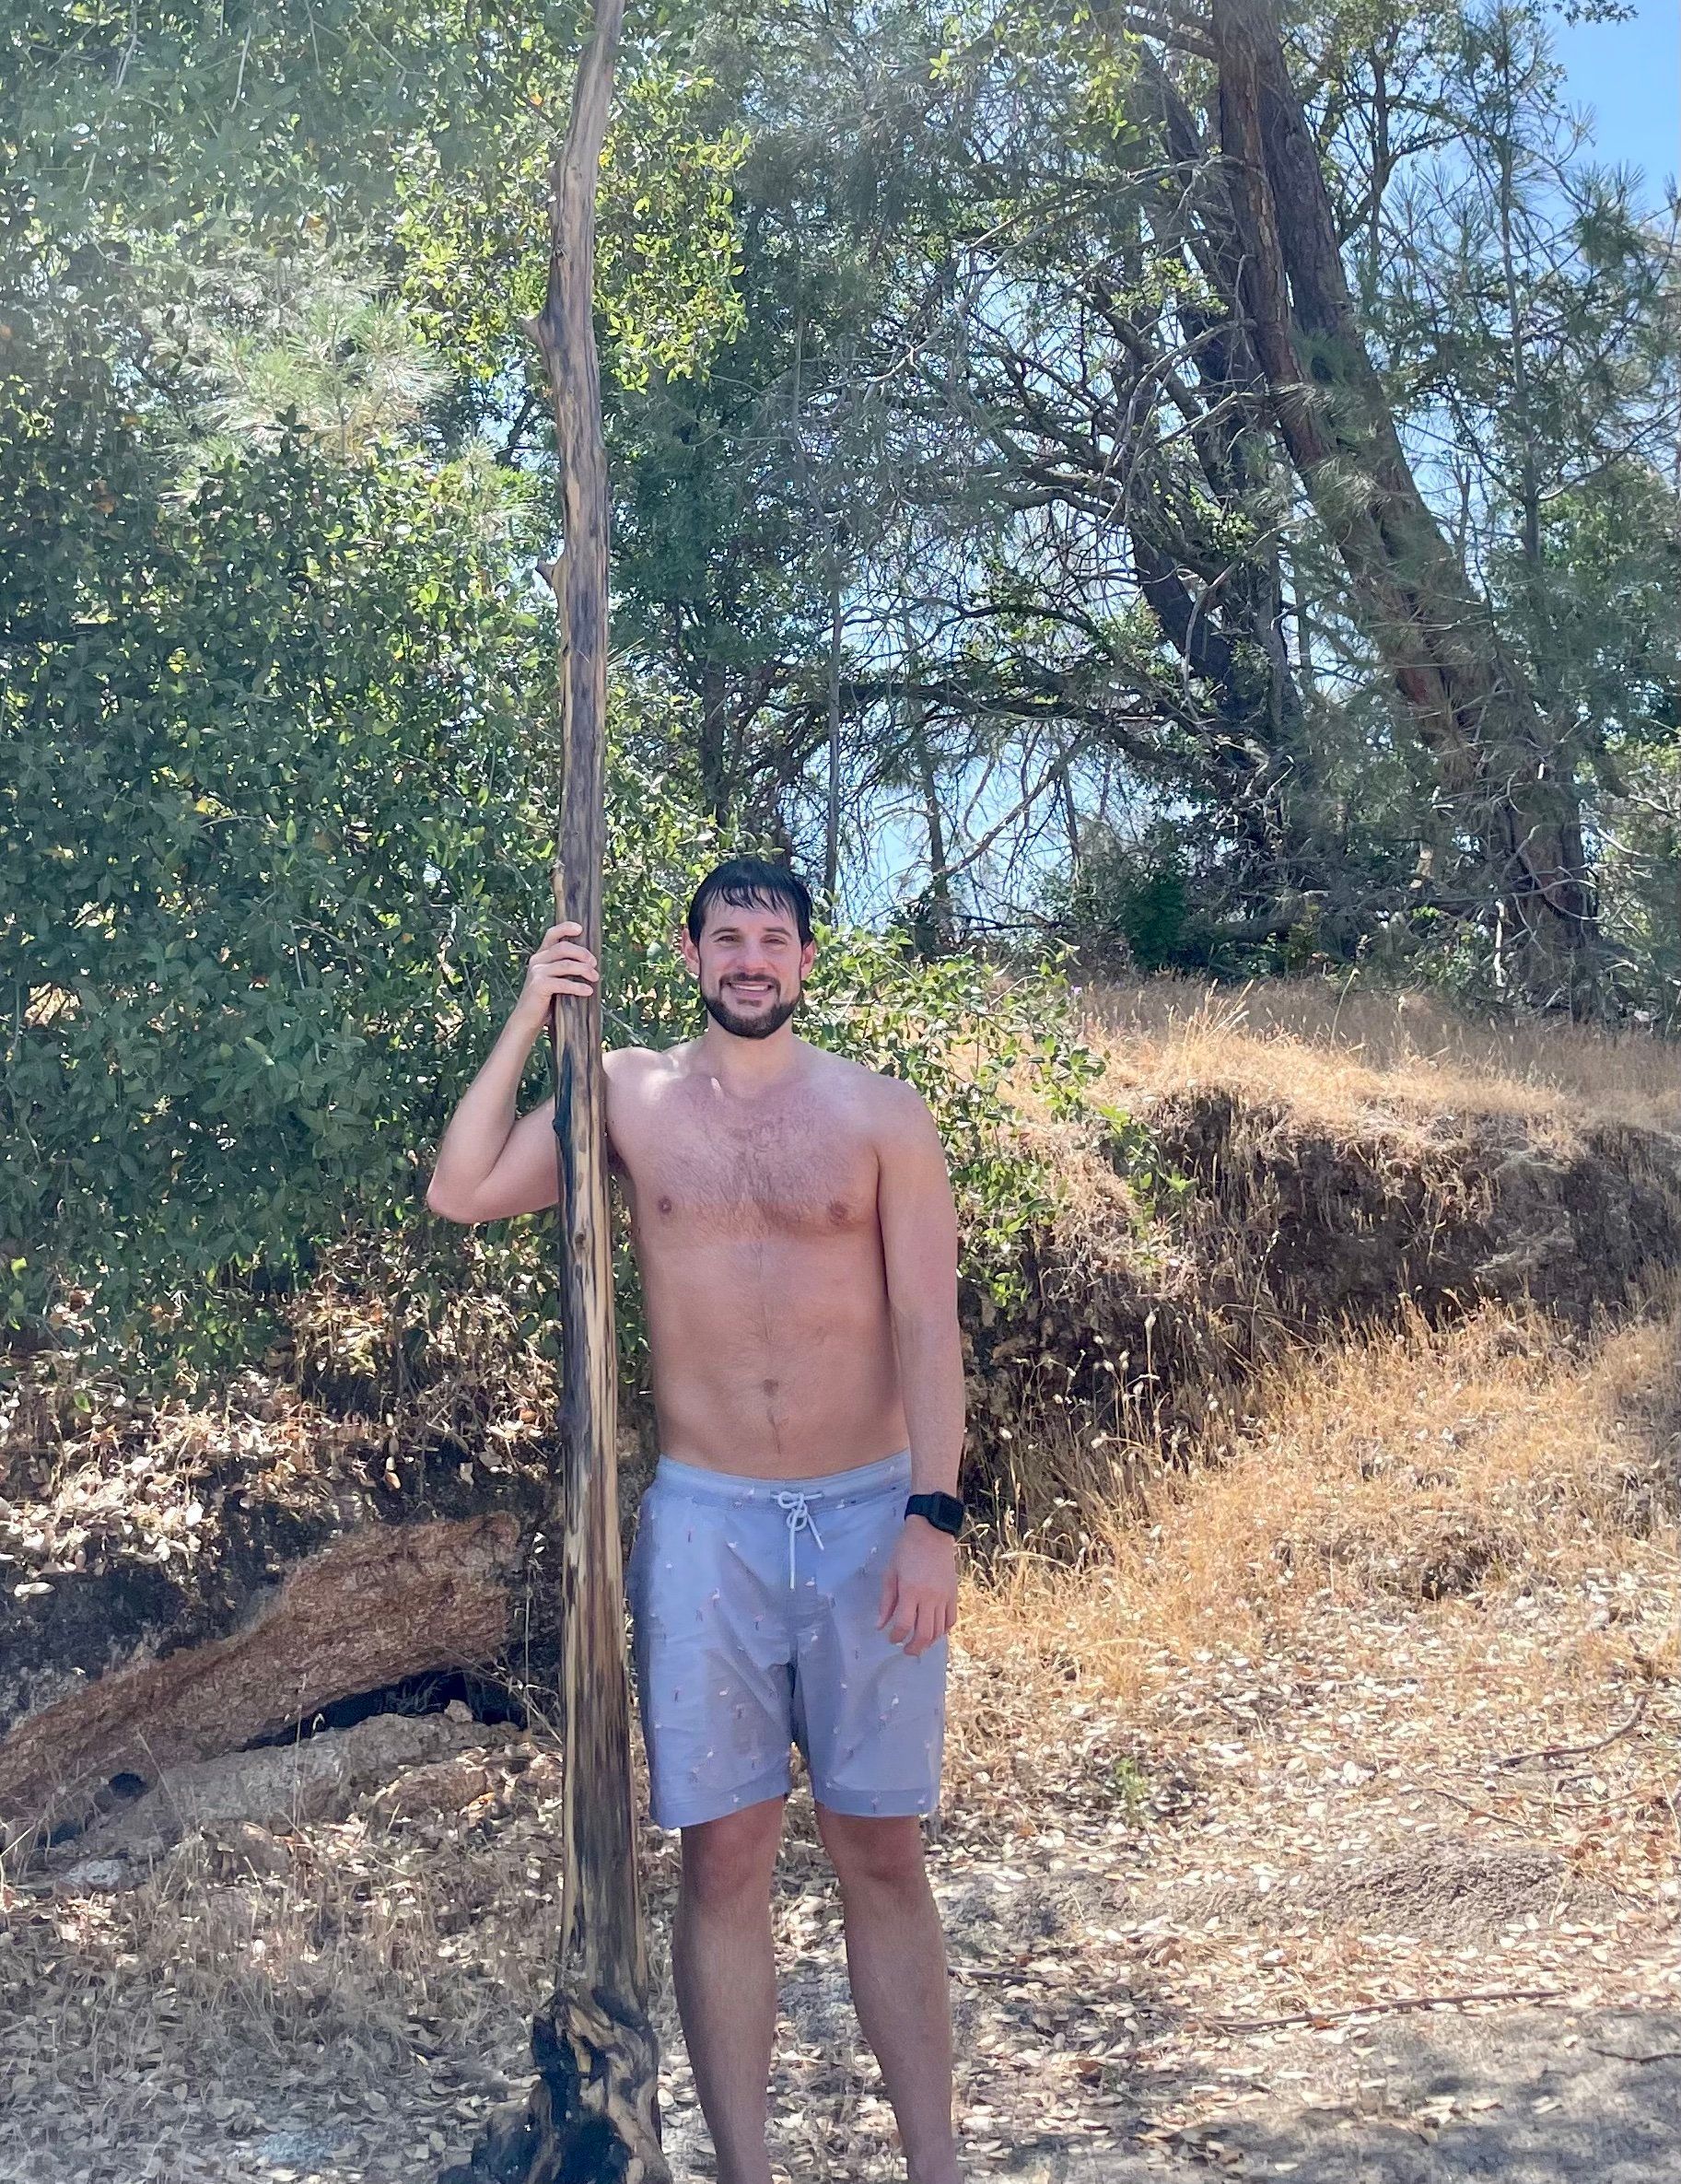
[693, 1021, 807, 1097]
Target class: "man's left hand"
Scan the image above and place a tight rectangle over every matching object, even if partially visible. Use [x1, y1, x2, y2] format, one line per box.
[878, 1516, 959, 1656]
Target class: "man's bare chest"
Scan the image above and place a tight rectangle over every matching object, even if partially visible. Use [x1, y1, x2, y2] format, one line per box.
[615, 1098, 879, 1244]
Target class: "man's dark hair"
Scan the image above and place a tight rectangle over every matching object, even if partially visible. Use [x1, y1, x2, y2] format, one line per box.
[685, 857, 813, 947]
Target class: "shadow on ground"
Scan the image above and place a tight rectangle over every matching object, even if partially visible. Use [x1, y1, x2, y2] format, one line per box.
[1039, 2005, 1681, 2184]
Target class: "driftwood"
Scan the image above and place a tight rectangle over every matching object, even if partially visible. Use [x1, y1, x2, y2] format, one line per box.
[438, 0, 669, 2178]
[46, 1707, 510, 1889]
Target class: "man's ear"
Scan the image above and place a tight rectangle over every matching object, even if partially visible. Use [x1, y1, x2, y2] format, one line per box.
[676, 925, 700, 978]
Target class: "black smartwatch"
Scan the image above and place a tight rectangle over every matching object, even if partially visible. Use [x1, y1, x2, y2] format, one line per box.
[905, 1490, 966, 1538]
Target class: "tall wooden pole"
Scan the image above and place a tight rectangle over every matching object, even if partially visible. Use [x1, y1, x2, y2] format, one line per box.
[439, 3, 670, 2178]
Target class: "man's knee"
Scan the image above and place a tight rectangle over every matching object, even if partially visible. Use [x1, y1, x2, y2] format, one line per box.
[814, 1805, 928, 1894]
[678, 1795, 786, 1911]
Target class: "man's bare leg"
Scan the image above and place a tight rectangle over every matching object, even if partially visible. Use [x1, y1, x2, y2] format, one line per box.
[671, 1797, 788, 2184]
[816, 1806, 962, 2184]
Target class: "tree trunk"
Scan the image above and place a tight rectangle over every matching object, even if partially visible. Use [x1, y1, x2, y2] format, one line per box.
[1207, 0, 1601, 1007]
[440, 3, 669, 2177]
[823, 550, 843, 903]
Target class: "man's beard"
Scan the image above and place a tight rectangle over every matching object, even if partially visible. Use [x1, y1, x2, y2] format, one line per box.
[700, 975, 802, 1040]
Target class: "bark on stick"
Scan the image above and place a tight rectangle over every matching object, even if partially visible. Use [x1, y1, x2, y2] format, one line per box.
[440, 3, 670, 2176]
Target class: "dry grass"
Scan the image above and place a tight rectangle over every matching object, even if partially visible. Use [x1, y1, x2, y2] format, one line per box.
[963, 1300, 1680, 1710]
[1080, 976, 1681, 1144]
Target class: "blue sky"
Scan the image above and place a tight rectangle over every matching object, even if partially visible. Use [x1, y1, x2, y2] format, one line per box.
[1550, 0, 1677, 212]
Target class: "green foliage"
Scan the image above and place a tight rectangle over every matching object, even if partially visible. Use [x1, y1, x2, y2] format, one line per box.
[1045, 824, 1212, 975]
[6, 0, 1678, 1414]
[0, 307, 547, 1372]
[1091, 1104, 1194, 1228]
[1600, 743, 1681, 1031]
[0, 291, 699, 1380]
[394, 57, 750, 401]
[0, 293, 1101, 1380]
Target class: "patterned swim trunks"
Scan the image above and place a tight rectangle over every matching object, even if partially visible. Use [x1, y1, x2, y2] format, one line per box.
[625, 1446, 948, 1829]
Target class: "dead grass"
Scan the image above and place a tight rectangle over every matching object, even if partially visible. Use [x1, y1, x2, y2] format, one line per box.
[963, 1299, 1680, 1710]
[1080, 976, 1681, 1145]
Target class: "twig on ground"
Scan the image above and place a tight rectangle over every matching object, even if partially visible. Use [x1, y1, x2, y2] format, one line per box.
[1492, 1687, 1651, 1770]
[1588, 2044, 1681, 2064]
[1399, 1776, 1513, 1822]
[1214, 1987, 1569, 2034]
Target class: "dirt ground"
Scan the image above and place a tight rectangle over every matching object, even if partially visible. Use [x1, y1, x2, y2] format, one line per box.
[4, 1596, 1676, 2184]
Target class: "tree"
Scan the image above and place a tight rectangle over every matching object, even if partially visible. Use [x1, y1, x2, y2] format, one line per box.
[1208, 0, 1604, 1006]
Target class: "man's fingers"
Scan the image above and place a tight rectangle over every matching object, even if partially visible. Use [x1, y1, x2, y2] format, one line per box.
[906, 1593, 957, 1655]
[531, 951, 600, 988]
[889, 1587, 943, 1653]
[881, 1566, 960, 1653]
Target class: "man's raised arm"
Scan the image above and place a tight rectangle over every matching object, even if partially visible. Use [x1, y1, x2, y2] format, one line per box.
[425, 920, 601, 1225]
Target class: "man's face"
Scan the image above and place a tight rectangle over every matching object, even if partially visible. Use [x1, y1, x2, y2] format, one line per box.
[683, 898, 815, 1039]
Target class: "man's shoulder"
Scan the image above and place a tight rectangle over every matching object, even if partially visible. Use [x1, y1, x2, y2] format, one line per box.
[603, 1039, 698, 1105]
[808, 1045, 932, 1129]
[604, 1040, 688, 1079]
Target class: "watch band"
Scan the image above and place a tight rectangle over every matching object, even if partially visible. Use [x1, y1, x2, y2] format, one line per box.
[905, 1490, 966, 1537]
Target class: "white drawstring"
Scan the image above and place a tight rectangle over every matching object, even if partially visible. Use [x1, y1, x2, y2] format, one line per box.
[772, 1489, 824, 1589]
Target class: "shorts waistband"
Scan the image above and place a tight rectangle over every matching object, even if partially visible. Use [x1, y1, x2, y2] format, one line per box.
[651, 1446, 912, 1502]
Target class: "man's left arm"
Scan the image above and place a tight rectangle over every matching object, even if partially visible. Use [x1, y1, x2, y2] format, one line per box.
[875, 1081, 966, 1658]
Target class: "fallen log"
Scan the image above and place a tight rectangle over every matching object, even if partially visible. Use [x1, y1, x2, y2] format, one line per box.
[0, 1509, 524, 1851]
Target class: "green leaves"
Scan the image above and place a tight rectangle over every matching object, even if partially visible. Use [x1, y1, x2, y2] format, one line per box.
[0, 306, 554, 1372]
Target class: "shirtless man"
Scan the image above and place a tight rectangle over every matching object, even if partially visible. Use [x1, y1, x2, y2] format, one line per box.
[426, 856, 966, 2184]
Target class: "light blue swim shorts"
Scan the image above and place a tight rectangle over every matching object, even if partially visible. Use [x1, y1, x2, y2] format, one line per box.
[625, 1446, 948, 1829]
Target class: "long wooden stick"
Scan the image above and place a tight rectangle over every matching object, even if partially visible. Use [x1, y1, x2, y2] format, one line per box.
[440, 4, 669, 2176]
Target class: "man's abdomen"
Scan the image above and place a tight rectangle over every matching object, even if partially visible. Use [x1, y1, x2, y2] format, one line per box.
[639, 1231, 909, 1477]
